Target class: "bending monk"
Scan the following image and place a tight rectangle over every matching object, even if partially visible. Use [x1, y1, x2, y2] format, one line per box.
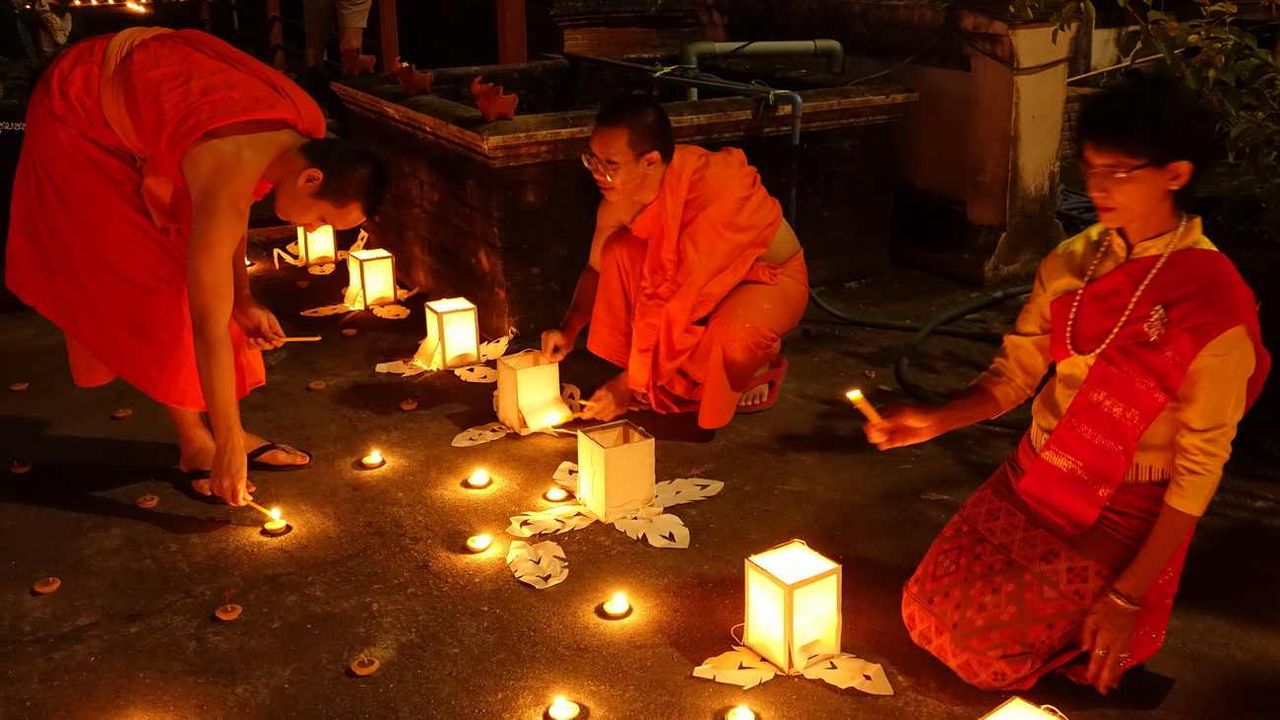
[868, 74, 1269, 694]
[6, 28, 385, 505]
[541, 95, 808, 429]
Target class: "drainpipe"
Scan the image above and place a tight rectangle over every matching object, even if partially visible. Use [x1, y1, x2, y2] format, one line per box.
[681, 40, 845, 100]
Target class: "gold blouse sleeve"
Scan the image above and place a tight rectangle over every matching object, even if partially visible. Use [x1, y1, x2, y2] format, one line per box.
[974, 262, 1055, 415]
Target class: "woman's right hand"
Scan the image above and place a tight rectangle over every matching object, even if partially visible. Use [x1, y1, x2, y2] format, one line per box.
[541, 328, 574, 363]
[199, 436, 251, 506]
[863, 405, 948, 450]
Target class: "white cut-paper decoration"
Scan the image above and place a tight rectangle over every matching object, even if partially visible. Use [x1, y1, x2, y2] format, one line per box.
[613, 506, 690, 549]
[479, 335, 513, 362]
[552, 461, 579, 489]
[454, 365, 498, 384]
[693, 647, 778, 690]
[307, 263, 336, 276]
[506, 540, 568, 590]
[371, 304, 410, 320]
[506, 504, 597, 537]
[653, 478, 725, 509]
[451, 422, 512, 447]
[301, 303, 353, 317]
[374, 359, 428, 377]
[801, 654, 894, 695]
[274, 246, 304, 269]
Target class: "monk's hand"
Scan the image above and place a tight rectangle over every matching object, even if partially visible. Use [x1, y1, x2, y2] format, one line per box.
[863, 405, 945, 450]
[541, 328, 574, 362]
[1081, 591, 1138, 696]
[233, 297, 286, 350]
[193, 436, 252, 506]
[582, 373, 631, 421]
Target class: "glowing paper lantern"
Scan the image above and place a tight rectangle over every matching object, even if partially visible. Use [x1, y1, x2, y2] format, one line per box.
[576, 421, 655, 522]
[344, 248, 396, 309]
[744, 539, 842, 674]
[980, 698, 1065, 719]
[497, 351, 572, 432]
[296, 224, 337, 265]
[416, 297, 480, 369]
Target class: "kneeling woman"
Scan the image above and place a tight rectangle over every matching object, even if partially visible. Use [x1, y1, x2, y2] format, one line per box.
[867, 73, 1270, 694]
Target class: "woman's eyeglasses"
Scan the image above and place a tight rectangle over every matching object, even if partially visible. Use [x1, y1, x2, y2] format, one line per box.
[1079, 161, 1155, 184]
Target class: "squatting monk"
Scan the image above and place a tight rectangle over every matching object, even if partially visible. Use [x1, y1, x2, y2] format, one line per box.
[6, 28, 385, 505]
[867, 74, 1269, 694]
[540, 95, 808, 429]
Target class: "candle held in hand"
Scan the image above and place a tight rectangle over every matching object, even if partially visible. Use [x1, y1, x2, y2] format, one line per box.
[845, 388, 884, 424]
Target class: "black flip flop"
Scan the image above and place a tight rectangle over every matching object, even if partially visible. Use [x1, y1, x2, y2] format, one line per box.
[247, 442, 313, 472]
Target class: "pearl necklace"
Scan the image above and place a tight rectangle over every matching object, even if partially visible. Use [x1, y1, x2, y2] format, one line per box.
[1066, 214, 1188, 359]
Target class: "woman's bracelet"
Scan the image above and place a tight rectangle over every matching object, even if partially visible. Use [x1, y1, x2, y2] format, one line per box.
[1105, 588, 1142, 612]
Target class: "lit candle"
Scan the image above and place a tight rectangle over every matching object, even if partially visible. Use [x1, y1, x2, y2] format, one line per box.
[466, 468, 492, 489]
[465, 533, 493, 553]
[543, 486, 570, 502]
[262, 507, 289, 535]
[845, 388, 884, 424]
[546, 696, 581, 720]
[360, 449, 385, 469]
[601, 591, 631, 619]
[726, 706, 756, 720]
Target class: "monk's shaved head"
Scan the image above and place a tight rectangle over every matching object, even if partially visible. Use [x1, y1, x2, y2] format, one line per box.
[595, 94, 675, 164]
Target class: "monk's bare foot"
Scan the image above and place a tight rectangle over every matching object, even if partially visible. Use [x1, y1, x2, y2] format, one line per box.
[738, 364, 772, 408]
[243, 431, 311, 467]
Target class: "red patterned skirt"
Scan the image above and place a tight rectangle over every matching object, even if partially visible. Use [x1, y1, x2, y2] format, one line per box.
[901, 441, 1182, 690]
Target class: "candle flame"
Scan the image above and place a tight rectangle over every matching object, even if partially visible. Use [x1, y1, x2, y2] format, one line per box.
[544, 486, 568, 502]
[125, 0, 149, 12]
[603, 591, 630, 617]
[269, 507, 282, 520]
[726, 705, 756, 720]
[845, 388, 864, 402]
[467, 468, 491, 487]
[466, 533, 493, 552]
[547, 696, 580, 720]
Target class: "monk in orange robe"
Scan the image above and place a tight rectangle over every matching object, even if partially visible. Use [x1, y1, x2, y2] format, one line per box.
[6, 28, 385, 505]
[541, 95, 808, 429]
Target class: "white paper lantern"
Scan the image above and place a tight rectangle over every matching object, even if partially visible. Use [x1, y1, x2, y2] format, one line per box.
[496, 350, 572, 433]
[296, 224, 336, 265]
[415, 297, 479, 369]
[744, 539, 842, 674]
[344, 248, 396, 309]
[577, 420, 655, 522]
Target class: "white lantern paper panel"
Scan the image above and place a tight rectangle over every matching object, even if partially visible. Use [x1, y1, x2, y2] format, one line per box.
[577, 420, 655, 522]
[497, 351, 572, 432]
[980, 698, 1064, 720]
[296, 224, 336, 265]
[344, 248, 396, 309]
[744, 539, 842, 674]
[415, 297, 479, 369]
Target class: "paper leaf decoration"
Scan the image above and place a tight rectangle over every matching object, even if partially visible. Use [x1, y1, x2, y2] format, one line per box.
[454, 365, 498, 384]
[371, 304, 410, 320]
[552, 461, 578, 489]
[478, 335, 513, 362]
[351, 230, 369, 253]
[375, 359, 428, 377]
[301, 303, 353, 317]
[613, 507, 690, 549]
[653, 478, 725, 509]
[451, 422, 511, 448]
[801, 654, 894, 696]
[506, 540, 568, 590]
[693, 647, 778, 690]
[307, 263, 336, 276]
[506, 504, 597, 537]
[561, 383, 583, 415]
[286, 241, 300, 255]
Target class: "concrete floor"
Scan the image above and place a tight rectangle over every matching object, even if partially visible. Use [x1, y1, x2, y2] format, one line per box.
[2, 255, 1278, 720]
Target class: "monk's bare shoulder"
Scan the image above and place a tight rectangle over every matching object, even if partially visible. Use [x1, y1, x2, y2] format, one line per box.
[182, 128, 299, 195]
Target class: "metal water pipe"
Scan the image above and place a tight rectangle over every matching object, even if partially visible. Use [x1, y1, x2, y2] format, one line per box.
[681, 39, 845, 100]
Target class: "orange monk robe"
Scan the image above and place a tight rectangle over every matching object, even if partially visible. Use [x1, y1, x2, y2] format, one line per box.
[586, 145, 810, 429]
[5, 29, 326, 411]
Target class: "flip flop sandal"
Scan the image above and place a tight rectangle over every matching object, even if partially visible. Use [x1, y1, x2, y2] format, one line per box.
[736, 356, 788, 415]
[247, 442, 313, 472]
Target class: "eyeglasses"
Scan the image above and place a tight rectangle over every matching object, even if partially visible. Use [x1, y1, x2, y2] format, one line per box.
[1079, 161, 1155, 184]
[581, 151, 621, 183]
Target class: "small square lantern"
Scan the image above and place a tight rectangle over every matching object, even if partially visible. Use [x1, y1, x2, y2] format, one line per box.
[295, 224, 336, 265]
[744, 539, 842, 674]
[577, 420, 655, 522]
[343, 248, 397, 309]
[497, 351, 572, 433]
[416, 297, 480, 369]
[980, 698, 1064, 720]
